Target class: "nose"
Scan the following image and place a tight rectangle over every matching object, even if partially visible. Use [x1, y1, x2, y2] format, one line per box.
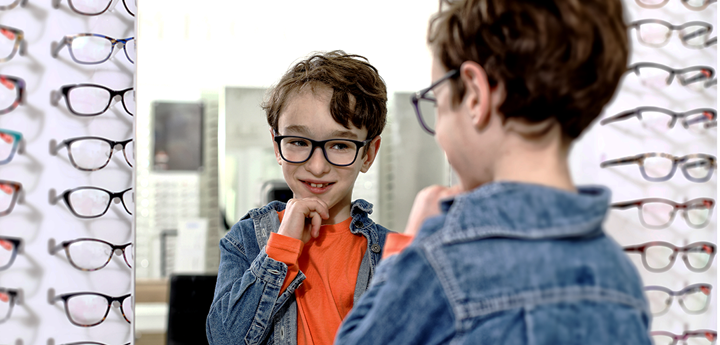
[305, 146, 331, 176]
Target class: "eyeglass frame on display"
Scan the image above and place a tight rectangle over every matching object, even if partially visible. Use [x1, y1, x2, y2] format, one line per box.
[51, 137, 133, 171]
[644, 283, 712, 316]
[650, 330, 717, 345]
[49, 186, 133, 219]
[52, 0, 135, 16]
[411, 69, 460, 135]
[51, 292, 132, 327]
[51, 84, 134, 117]
[0, 0, 28, 11]
[629, 19, 714, 48]
[51, 34, 135, 65]
[60, 342, 131, 345]
[0, 129, 24, 165]
[0, 180, 23, 217]
[601, 107, 717, 129]
[600, 152, 716, 182]
[627, 62, 715, 88]
[623, 241, 716, 273]
[0, 287, 19, 323]
[635, 0, 717, 11]
[0, 75, 25, 115]
[610, 197, 715, 229]
[273, 133, 373, 167]
[0, 25, 26, 62]
[0, 236, 21, 271]
[50, 238, 132, 271]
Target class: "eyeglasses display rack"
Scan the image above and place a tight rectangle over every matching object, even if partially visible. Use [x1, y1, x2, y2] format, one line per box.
[0, 0, 136, 344]
[571, 0, 717, 342]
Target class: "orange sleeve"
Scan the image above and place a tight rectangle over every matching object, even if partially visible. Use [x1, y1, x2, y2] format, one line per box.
[381, 233, 415, 259]
[266, 232, 304, 293]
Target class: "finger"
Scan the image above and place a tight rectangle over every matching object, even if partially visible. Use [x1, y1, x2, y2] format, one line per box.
[310, 212, 322, 238]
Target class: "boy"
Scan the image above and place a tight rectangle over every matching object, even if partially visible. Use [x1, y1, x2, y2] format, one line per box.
[336, 0, 652, 344]
[206, 51, 391, 345]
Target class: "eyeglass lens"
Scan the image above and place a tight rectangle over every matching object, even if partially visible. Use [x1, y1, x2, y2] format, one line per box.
[0, 239, 17, 270]
[67, 188, 133, 218]
[0, 76, 19, 114]
[67, 139, 133, 170]
[0, 130, 19, 164]
[65, 294, 132, 326]
[66, 86, 135, 116]
[645, 286, 711, 315]
[635, 22, 710, 48]
[643, 243, 713, 272]
[639, 201, 712, 228]
[0, 27, 20, 61]
[279, 137, 362, 166]
[0, 182, 17, 215]
[640, 155, 713, 181]
[635, 67, 711, 91]
[66, 240, 133, 270]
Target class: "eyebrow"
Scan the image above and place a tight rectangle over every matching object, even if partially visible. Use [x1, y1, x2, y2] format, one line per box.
[281, 125, 360, 140]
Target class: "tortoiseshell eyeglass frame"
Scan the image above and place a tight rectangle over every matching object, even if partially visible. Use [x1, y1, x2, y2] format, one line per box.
[50, 238, 132, 271]
[0, 180, 22, 216]
[644, 283, 712, 316]
[627, 62, 715, 88]
[52, 0, 135, 16]
[0, 236, 21, 271]
[623, 241, 716, 273]
[51, 34, 135, 65]
[52, 136, 133, 171]
[611, 197, 715, 229]
[635, 0, 717, 11]
[650, 330, 717, 345]
[0, 287, 18, 323]
[50, 186, 133, 219]
[0, 25, 26, 62]
[0, 0, 28, 11]
[601, 107, 716, 129]
[53, 292, 132, 327]
[0, 75, 25, 115]
[629, 19, 713, 48]
[600, 152, 716, 182]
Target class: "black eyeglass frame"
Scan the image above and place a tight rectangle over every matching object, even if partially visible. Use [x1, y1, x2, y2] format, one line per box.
[273, 134, 373, 167]
[644, 283, 713, 316]
[411, 69, 460, 135]
[53, 292, 132, 327]
[51, 187, 133, 219]
[601, 107, 716, 129]
[50, 238, 133, 271]
[0, 287, 18, 323]
[51, 84, 134, 117]
[0, 236, 21, 271]
[52, 136, 133, 171]
[52, 0, 135, 16]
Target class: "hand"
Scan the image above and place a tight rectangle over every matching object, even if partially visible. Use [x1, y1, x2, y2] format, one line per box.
[278, 198, 330, 243]
[404, 185, 462, 237]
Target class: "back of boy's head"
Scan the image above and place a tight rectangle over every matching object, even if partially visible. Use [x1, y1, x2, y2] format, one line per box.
[429, 0, 629, 140]
[263, 50, 388, 140]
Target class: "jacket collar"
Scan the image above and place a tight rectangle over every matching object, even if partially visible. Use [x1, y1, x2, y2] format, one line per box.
[439, 182, 611, 243]
[244, 199, 376, 235]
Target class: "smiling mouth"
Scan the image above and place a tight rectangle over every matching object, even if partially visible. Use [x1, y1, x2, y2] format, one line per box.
[301, 180, 334, 188]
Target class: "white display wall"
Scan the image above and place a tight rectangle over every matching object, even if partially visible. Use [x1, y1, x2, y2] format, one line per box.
[571, 0, 717, 338]
[0, 0, 136, 344]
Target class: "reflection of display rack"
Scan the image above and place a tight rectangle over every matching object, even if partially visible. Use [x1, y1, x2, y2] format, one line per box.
[160, 229, 178, 278]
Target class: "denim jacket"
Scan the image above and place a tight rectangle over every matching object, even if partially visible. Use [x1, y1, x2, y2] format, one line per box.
[336, 182, 652, 345]
[206, 199, 389, 345]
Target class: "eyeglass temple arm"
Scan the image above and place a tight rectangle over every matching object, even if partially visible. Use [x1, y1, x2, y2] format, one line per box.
[680, 27, 710, 41]
[705, 37, 717, 47]
[50, 36, 69, 59]
[48, 139, 65, 156]
[679, 68, 714, 85]
[51, 0, 62, 8]
[50, 88, 63, 106]
[683, 111, 716, 126]
[47, 238, 65, 255]
[48, 189, 65, 206]
[600, 110, 638, 125]
[47, 288, 61, 305]
[0, 288, 22, 305]
[600, 156, 639, 168]
[610, 201, 640, 209]
[622, 246, 643, 252]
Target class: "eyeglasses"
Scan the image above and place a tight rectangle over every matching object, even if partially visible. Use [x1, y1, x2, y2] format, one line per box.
[0, 75, 25, 115]
[411, 69, 460, 135]
[0, 25, 25, 62]
[651, 330, 717, 345]
[600, 153, 716, 182]
[51, 84, 134, 117]
[51, 292, 132, 327]
[645, 284, 712, 316]
[52, 34, 135, 65]
[601, 107, 716, 131]
[52, 0, 135, 16]
[0, 180, 22, 216]
[611, 198, 714, 229]
[50, 186, 133, 219]
[629, 20, 714, 48]
[635, 0, 716, 10]
[624, 241, 716, 272]
[0, 287, 18, 323]
[274, 134, 372, 167]
[627, 63, 715, 91]
[52, 137, 134, 171]
[0, 129, 23, 165]
[0, 236, 21, 271]
[51, 238, 133, 271]
[0, 0, 27, 11]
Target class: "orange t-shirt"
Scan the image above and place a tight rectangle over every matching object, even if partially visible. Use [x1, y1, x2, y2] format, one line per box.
[265, 210, 368, 345]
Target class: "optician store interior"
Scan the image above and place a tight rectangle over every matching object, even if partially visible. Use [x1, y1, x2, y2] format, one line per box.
[0, 0, 716, 344]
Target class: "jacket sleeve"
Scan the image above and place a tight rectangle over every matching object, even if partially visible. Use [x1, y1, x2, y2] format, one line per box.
[206, 222, 304, 345]
[335, 246, 455, 345]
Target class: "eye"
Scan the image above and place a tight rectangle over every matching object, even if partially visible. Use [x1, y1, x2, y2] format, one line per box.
[288, 139, 309, 147]
[330, 142, 350, 150]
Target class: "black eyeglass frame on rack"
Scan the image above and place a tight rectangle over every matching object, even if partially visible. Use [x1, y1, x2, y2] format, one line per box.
[52, 0, 135, 16]
[49, 186, 133, 219]
[51, 84, 134, 117]
[50, 238, 133, 271]
[51, 292, 132, 327]
[51, 136, 134, 171]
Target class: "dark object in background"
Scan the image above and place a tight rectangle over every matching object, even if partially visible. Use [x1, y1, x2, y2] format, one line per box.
[260, 179, 293, 205]
[152, 101, 204, 171]
[166, 274, 217, 345]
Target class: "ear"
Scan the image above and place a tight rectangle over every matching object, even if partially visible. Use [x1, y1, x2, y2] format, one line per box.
[271, 128, 282, 165]
[459, 61, 492, 131]
[360, 136, 381, 173]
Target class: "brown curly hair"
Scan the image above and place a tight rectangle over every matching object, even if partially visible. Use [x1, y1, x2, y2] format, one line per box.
[262, 50, 388, 141]
[429, 0, 629, 139]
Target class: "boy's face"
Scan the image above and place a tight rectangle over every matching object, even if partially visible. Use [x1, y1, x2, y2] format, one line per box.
[273, 85, 378, 221]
